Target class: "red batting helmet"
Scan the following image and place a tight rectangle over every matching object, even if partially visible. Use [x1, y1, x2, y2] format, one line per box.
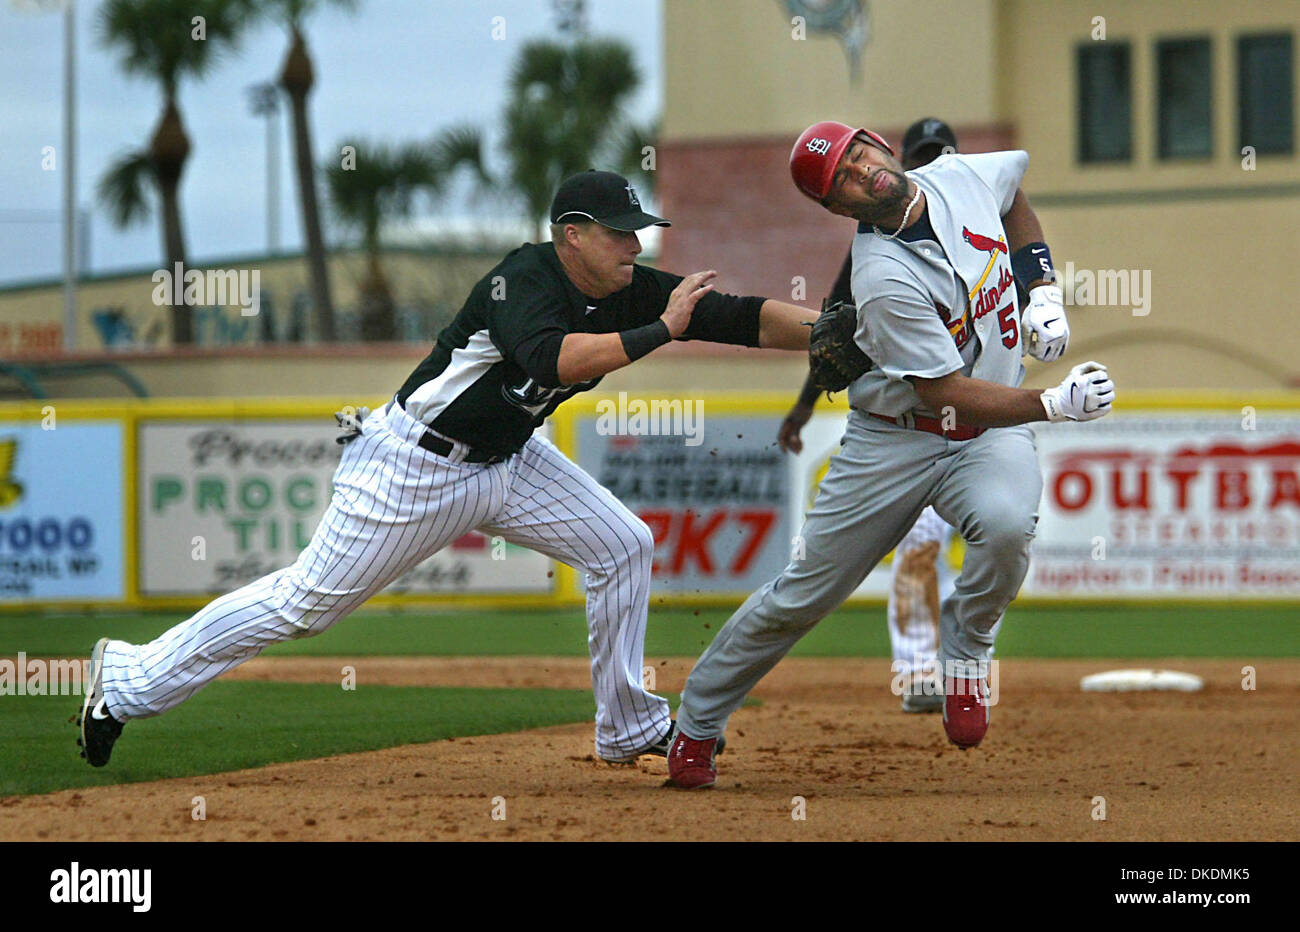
[790, 122, 895, 202]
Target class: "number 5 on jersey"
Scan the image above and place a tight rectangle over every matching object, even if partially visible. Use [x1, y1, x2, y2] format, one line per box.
[996, 304, 1018, 349]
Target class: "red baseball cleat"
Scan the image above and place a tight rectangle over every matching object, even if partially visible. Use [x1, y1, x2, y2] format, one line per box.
[667, 732, 719, 789]
[943, 676, 990, 748]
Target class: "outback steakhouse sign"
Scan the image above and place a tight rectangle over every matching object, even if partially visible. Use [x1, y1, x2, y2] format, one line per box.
[1027, 415, 1300, 597]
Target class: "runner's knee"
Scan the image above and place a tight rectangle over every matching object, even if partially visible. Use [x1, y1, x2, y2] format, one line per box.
[967, 507, 1037, 563]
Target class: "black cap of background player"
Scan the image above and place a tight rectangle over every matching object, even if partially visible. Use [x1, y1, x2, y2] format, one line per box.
[549, 170, 671, 231]
[901, 117, 958, 163]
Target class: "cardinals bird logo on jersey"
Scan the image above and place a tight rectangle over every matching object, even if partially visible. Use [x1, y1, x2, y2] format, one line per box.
[962, 225, 1014, 318]
[961, 226, 1008, 256]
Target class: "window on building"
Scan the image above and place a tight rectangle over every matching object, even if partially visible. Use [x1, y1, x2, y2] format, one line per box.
[1239, 33, 1294, 155]
[1158, 38, 1213, 159]
[1077, 42, 1133, 162]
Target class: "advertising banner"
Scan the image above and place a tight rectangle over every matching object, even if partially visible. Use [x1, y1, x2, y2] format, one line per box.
[784, 411, 897, 597]
[0, 421, 125, 601]
[751, 407, 1300, 601]
[1026, 411, 1300, 597]
[3, 394, 1295, 609]
[137, 419, 551, 597]
[575, 406, 790, 595]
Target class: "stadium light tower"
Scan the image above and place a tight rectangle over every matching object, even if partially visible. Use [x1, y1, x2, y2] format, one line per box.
[553, 0, 586, 35]
[248, 83, 282, 254]
[11, 0, 78, 351]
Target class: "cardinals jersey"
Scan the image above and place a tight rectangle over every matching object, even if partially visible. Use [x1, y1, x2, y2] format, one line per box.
[846, 150, 1030, 418]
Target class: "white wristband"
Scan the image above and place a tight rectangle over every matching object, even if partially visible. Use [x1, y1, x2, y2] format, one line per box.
[1040, 390, 1064, 422]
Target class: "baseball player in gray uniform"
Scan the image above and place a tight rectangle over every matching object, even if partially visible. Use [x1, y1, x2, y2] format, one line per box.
[778, 117, 976, 714]
[667, 122, 1114, 788]
[77, 170, 817, 769]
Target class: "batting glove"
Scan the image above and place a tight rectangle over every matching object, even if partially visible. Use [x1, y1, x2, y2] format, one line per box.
[1041, 361, 1114, 422]
[1021, 285, 1069, 362]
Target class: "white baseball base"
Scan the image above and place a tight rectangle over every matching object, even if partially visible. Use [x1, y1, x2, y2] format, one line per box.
[1080, 669, 1205, 692]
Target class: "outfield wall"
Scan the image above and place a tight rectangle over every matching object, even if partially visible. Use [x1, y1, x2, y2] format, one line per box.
[1, 392, 1297, 611]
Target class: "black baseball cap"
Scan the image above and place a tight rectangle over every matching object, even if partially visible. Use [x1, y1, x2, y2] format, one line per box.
[901, 117, 958, 161]
[549, 170, 670, 231]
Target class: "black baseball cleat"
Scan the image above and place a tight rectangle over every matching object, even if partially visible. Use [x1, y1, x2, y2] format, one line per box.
[600, 721, 725, 764]
[76, 638, 125, 767]
[645, 721, 725, 759]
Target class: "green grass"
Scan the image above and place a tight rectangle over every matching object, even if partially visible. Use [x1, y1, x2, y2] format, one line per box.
[2, 604, 1296, 659]
[992, 606, 1298, 658]
[1, 602, 1292, 797]
[2, 682, 600, 797]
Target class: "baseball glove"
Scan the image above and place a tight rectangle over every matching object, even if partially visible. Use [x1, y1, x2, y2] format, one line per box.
[807, 299, 873, 393]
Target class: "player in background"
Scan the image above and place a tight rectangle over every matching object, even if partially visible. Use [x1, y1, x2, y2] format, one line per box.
[77, 170, 818, 769]
[778, 118, 970, 713]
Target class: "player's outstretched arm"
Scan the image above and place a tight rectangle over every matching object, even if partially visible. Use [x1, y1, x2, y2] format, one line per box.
[554, 270, 716, 384]
[912, 361, 1115, 427]
[758, 300, 819, 349]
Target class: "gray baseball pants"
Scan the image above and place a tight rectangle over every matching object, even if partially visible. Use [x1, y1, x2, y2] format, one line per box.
[676, 409, 1042, 739]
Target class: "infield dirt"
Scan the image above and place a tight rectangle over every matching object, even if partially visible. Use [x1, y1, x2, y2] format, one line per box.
[3, 657, 1295, 841]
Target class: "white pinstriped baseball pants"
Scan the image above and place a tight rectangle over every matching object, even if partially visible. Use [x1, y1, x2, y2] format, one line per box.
[888, 507, 1003, 674]
[887, 506, 955, 673]
[99, 400, 671, 760]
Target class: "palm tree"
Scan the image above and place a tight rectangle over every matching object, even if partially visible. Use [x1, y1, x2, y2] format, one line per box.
[435, 125, 494, 191]
[97, 0, 249, 344]
[613, 119, 659, 196]
[502, 38, 641, 242]
[325, 132, 486, 341]
[97, 150, 154, 230]
[256, 0, 359, 343]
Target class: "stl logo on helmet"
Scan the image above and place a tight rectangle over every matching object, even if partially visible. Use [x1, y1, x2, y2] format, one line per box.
[806, 137, 831, 156]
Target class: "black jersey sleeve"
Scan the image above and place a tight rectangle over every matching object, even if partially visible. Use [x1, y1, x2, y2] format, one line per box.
[634, 265, 764, 347]
[489, 271, 571, 389]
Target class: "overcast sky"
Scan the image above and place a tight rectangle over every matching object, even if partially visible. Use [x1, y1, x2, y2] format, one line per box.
[0, 0, 662, 287]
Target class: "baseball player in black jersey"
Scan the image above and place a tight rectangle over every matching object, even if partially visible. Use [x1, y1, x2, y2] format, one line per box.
[77, 170, 818, 768]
